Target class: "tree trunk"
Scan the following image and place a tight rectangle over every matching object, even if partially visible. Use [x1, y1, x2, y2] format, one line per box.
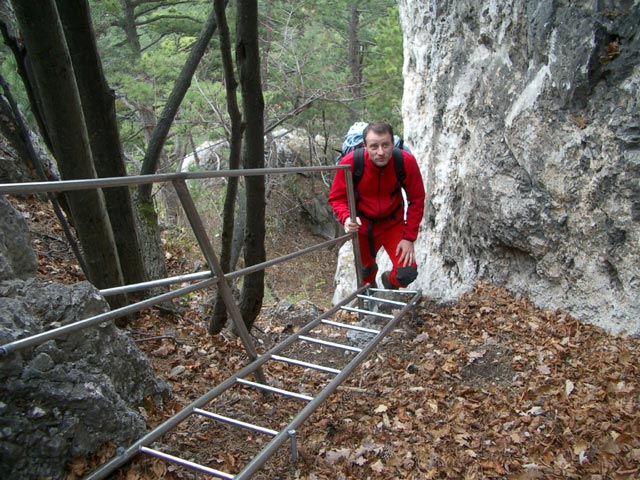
[56, 0, 148, 288]
[231, 189, 246, 271]
[236, 0, 265, 331]
[133, 106, 170, 286]
[0, 85, 54, 183]
[132, 1, 225, 294]
[119, 0, 141, 57]
[0, 6, 54, 154]
[261, 0, 272, 90]
[12, 1, 126, 305]
[133, 189, 168, 286]
[348, 3, 362, 97]
[209, 0, 244, 335]
[166, 137, 186, 228]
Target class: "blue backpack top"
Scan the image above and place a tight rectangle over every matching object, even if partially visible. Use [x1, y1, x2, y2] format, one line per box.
[338, 122, 409, 162]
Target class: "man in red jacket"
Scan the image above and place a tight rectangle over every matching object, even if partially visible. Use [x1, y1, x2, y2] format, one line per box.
[329, 122, 425, 289]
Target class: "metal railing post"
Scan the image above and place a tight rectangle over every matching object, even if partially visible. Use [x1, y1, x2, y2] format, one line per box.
[172, 179, 267, 385]
[288, 429, 298, 464]
[344, 168, 364, 314]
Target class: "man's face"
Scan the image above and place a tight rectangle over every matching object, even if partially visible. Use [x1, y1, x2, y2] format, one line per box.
[364, 130, 394, 168]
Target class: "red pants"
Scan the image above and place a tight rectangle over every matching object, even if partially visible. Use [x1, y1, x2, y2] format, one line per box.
[357, 218, 418, 288]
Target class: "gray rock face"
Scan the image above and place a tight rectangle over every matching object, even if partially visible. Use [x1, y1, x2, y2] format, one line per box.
[399, 0, 639, 334]
[0, 195, 37, 280]
[0, 279, 170, 479]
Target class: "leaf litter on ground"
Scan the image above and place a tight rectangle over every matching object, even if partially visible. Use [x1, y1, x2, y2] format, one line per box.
[12, 195, 640, 480]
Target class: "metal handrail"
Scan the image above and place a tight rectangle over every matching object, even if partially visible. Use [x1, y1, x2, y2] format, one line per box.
[0, 165, 346, 195]
[99, 234, 350, 297]
[0, 234, 352, 357]
[0, 164, 356, 358]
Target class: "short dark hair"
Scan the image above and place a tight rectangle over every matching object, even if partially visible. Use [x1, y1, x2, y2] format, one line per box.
[363, 122, 394, 145]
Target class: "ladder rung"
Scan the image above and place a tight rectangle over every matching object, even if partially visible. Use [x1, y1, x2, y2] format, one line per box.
[140, 446, 234, 479]
[193, 408, 278, 436]
[237, 378, 314, 401]
[271, 354, 341, 374]
[298, 335, 363, 352]
[320, 319, 380, 334]
[357, 294, 408, 307]
[367, 287, 420, 295]
[340, 306, 394, 318]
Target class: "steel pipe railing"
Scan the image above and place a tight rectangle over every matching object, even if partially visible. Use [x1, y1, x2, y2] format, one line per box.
[0, 276, 217, 357]
[99, 234, 351, 297]
[0, 164, 355, 358]
[0, 165, 346, 195]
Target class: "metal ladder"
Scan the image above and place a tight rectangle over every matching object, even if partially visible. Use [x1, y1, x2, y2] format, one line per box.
[86, 285, 422, 480]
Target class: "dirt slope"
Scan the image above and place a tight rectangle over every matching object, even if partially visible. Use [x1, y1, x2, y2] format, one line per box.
[12, 195, 640, 480]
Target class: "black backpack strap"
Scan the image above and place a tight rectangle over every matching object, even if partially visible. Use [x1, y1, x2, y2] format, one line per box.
[352, 148, 365, 190]
[391, 147, 406, 189]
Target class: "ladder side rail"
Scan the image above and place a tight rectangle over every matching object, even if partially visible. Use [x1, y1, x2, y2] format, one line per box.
[84, 288, 364, 480]
[233, 290, 423, 480]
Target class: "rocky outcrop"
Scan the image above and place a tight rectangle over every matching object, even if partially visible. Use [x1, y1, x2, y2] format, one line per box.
[0, 200, 170, 479]
[266, 128, 341, 239]
[398, 0, 639, 335]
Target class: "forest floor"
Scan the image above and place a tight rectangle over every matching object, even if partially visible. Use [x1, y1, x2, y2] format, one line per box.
[15, 195, 640, 480]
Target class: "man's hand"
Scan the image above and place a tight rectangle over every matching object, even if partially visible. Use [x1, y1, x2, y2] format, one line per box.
[344, 216, 361, 234]
[396, 239, 415, 267]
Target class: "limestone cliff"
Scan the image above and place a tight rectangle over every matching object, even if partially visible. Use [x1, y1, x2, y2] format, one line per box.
[399, 0, 639, 334]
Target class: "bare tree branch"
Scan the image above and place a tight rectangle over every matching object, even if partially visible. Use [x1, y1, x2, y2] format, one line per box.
[136, 15, 202, 27]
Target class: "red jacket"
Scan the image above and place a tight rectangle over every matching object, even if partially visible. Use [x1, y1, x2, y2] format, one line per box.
[329, 149, 425, 242]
